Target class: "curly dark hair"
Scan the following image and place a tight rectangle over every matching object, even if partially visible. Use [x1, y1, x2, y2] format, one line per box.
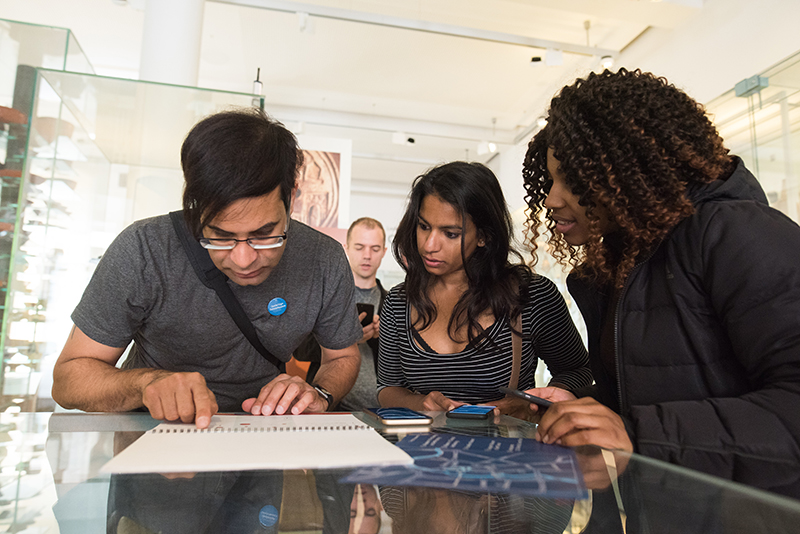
[523, 68, 734, 288]
[394, 162, 530, 343]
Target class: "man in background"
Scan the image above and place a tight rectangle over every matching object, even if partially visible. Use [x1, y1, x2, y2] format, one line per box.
[296, 217, 388, 411]
[340, 217, 388, 411]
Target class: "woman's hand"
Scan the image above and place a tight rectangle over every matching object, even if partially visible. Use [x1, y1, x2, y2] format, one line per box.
[574, 446, 632, 490]
[488, 396, 539, 421]
[421, 391, 463, 411]
[524, 386, 577, 403]
[535, 397, 633, 452]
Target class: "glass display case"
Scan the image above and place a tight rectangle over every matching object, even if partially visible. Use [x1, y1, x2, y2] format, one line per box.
[0, 19, 259, 411]
[706, 49, 800, 223]
[0, 18, 95, 411]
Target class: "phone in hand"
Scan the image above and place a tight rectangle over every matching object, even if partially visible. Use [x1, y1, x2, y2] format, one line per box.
[498, 387, 553, 411]
[363, 407, 433, 426]
[356, 303, 374, 327]
[445, 405, 496, 420]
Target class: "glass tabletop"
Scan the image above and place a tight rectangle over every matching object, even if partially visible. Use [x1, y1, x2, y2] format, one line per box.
[4, 411, 799, 533]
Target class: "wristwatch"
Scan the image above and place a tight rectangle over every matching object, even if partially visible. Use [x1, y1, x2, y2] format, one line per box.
[312, 384, 334, 411]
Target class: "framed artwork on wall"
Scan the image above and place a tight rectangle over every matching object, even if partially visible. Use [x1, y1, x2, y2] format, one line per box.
[293, 136, 352, 240]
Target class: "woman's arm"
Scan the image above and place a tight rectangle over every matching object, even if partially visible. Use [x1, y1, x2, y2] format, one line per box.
[377, 387, 462, 411]
[528, 276, 593, 391]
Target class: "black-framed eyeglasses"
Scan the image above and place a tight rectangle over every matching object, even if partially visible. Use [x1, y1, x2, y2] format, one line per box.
[199, 229, 288, 250]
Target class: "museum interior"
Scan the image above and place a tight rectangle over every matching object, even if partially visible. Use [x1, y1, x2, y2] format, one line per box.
[0, 0, 798, 531]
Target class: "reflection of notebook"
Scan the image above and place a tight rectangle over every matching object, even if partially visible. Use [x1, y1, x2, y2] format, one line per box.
[101, 414, 413, 474]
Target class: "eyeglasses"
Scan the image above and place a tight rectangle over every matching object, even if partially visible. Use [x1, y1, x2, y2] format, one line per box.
[199, 232, 288, 250]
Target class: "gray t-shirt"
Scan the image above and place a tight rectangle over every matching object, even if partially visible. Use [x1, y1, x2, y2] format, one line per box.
[72, 215, 363, 412]
[337, 285, 382, 411]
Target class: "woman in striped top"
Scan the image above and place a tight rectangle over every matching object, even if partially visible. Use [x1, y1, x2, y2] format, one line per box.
[376, 162, 591, 416]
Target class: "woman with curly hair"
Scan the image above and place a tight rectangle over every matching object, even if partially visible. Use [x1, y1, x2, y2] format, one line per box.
[377, 161, 591, 415]
[522, 68, 800, 497]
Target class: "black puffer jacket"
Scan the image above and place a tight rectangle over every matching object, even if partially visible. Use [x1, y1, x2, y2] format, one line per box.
[568, 159, 800, 497]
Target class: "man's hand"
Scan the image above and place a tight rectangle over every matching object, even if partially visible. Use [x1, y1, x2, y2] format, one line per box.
[53, 325, 219, 429]
[359, 313, 380, 344]
[242, 374, 328, 415]
[142, 371, 219, 429]
[535, 397, 633, 452]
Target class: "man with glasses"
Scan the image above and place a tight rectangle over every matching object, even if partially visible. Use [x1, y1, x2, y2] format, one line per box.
[52, 109, 363, 429]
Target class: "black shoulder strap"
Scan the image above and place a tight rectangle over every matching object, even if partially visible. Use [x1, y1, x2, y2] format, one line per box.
[169, 211, 285, 371]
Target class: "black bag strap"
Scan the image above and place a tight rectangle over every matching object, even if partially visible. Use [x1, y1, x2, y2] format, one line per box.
[169, 211, 285, 372]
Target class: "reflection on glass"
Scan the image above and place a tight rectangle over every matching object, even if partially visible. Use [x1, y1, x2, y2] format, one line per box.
[707, 50, 800, 223]
[350, 483, 382, 534]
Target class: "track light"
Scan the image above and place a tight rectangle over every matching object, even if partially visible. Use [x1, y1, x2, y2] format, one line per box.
[545, 48, 563, 67]
[477, 141, 497, 156]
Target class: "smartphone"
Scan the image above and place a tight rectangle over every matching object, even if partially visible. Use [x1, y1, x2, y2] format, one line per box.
[445, 405, 496, 420]
[356, 303, 374, 327]
[363, 407, 433, 426]
[498, 387, 553, 410]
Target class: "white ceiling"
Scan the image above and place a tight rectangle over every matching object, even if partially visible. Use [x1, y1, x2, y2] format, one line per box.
[196, 0, 702, 143]
[1, 0, 705, 183]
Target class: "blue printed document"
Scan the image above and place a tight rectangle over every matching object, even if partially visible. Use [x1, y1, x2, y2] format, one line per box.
[341, 432, 587, 499]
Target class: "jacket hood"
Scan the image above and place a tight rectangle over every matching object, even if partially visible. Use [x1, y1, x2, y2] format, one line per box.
[686, 156, 768, 207]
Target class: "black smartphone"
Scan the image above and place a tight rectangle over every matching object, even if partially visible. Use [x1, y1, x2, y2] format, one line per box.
[445, 405, 496, 420]
[356, 303, 374, 327]
[498, 387, 553, 410]
[363, 407, 433, 426]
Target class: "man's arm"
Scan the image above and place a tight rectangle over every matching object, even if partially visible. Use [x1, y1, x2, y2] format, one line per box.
[314, 344, 360, 406]
[52, 325, 218, 428]
[243, 343, 360, 415]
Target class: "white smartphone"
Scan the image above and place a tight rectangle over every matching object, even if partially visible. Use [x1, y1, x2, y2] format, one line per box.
[363, 407, 433, 426]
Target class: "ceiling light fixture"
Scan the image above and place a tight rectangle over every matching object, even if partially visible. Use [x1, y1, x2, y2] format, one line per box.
[601, 55, 614, 70]
[477, 141, 497, 156]
[392, 132, 415, 146]
[537, 116, 547, 128]
[545, 48, 563, 67]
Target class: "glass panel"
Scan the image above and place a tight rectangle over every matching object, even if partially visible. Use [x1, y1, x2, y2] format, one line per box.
[64, 30, 94, 75]
[0, 412, 794, 533]
[0, 19, 94, 109]
[0, 19, 95, 409]
[707, 50, 800, 223]
[0, 68, 258, 408]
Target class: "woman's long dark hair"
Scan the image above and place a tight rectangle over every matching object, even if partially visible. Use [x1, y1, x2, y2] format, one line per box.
[523, 68, 734, 288]
[393, 162, 531, 342]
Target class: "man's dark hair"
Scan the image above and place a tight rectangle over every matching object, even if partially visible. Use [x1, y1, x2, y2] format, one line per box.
[393, 161, 530, 343]
[181, 108, 304, 237]
[522, 68, 734, 288]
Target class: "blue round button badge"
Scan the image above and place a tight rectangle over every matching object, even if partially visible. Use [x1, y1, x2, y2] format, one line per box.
[267, 298, 287, 316]
[258, 504, 279, 528]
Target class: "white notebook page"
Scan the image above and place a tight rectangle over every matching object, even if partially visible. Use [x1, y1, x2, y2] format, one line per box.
[101, 413, 413, 474]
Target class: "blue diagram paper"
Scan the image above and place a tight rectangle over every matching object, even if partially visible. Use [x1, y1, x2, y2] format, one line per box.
[342, 432, 588, 499]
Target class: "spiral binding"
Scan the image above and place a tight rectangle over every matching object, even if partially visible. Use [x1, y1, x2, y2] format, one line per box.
[153, 424, 372, 434]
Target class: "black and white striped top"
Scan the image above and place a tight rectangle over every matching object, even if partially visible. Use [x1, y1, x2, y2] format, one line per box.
[377, 274, 591, 403]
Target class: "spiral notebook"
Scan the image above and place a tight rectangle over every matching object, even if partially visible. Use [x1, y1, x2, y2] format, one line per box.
[101, 413, 413, 474]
